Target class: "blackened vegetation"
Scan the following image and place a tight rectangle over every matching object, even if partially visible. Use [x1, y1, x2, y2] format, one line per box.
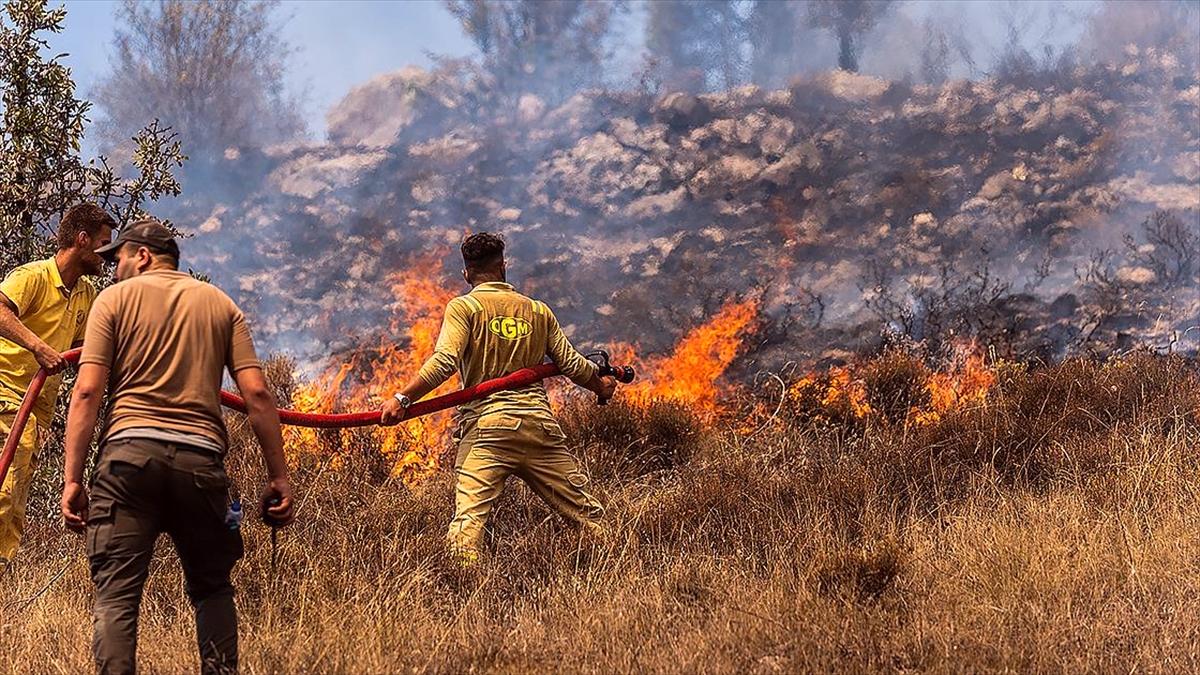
[1122, 210, 1199, 290]
[1072, 210, 1200, 355]
[861, 256, 1016, 356]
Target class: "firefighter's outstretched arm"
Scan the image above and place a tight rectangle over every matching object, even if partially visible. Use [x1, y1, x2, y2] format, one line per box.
[0, 289, 65, 374]
[233, 366, 295, 527]
[381, 297, 469, 425]
[62, 362, 107, 531]
[545, 308, 616, 400]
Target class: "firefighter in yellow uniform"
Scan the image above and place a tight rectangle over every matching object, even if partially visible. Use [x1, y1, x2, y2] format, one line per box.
[381, 232, 617, 561]
[0, 204, 115, 563]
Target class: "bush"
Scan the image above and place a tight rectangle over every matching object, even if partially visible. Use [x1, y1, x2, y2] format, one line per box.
[558, 398, 706, 483]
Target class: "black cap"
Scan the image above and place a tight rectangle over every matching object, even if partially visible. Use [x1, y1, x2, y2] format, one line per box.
[95, 218, 179, 263]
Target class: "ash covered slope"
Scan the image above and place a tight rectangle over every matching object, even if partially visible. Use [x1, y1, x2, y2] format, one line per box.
[185, 53, 1199, 364]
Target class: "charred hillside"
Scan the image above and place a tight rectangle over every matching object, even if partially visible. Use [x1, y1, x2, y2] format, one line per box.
[182, 50, 1199, 367]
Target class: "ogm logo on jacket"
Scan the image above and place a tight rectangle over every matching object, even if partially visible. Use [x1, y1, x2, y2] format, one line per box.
[488, 316, 532, 341]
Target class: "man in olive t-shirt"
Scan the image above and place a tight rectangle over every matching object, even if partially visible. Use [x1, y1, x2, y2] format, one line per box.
[60, 219, 296, 675]
[380, 232, 617, 563]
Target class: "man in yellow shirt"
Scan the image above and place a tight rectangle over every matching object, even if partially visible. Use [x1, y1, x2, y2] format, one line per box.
[381, 232, 617, 562]
[0, 203, 116, 562]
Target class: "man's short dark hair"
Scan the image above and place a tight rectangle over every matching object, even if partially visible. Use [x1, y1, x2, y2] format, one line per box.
[461, 232, 505, 273]
[57, 203, 117, 250]
[119, 242, 179, 270]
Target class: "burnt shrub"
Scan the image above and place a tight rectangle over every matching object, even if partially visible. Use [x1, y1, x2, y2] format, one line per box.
[781, 349, 933, 436]
[783, 370, 871, 434]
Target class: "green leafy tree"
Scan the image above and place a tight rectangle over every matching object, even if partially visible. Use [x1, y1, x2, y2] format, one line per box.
[1, 0, 90, 267]
[1, 0, 186, 277]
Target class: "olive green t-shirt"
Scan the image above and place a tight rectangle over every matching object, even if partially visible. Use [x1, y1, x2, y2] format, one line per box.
[79, 270, 260, 449]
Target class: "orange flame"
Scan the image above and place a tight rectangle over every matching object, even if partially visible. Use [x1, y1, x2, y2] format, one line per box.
[788, 367, 873, 420]
[788, 342, 997, 426]
[908, 350, 995, 426]
[820, 367, 874, 419]
[285, 256, 459, 482]
[284, 361, 354, 466]
[610, 298, 760, 418]
[288, 288, 763, 478]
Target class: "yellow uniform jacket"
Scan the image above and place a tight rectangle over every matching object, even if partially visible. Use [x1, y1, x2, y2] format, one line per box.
[416, 281, 598, 418]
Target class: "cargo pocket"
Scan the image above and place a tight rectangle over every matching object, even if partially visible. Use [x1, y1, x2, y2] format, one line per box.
[540, 422, 567, 442]
[86, 500, 115, 557]
[193, 466, 233, 524]
[95, 443, 153, 495]
[477, 413, 521, 442]
[100, 441, 153, 472]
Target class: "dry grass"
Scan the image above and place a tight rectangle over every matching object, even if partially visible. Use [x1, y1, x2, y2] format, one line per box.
[2, 352, 1200, 673]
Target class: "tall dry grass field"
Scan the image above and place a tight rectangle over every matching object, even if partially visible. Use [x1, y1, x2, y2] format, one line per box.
[2, 352, 1199, 673]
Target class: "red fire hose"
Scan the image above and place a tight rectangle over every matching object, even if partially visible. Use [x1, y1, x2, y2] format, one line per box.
[0, 348, 566, 487]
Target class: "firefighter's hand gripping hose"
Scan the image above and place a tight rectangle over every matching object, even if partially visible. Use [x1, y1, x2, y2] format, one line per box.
[0, 348, 635, 488]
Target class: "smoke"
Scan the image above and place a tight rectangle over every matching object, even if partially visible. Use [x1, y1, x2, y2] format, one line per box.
[107, 0, 1198, 371]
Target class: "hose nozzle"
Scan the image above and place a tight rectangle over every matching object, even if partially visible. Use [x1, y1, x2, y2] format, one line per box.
[585, 350, 636, 405]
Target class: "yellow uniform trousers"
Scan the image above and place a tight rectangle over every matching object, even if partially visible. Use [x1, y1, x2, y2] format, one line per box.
[448, 409, 604, 555]
[0, 407, 44, 560]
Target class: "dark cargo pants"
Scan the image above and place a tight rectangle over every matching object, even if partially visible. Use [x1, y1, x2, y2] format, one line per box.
[87, 438, 244, 675]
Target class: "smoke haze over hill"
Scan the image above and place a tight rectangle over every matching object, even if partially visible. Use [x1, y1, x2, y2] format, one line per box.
[69, 0, 1197, 377]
